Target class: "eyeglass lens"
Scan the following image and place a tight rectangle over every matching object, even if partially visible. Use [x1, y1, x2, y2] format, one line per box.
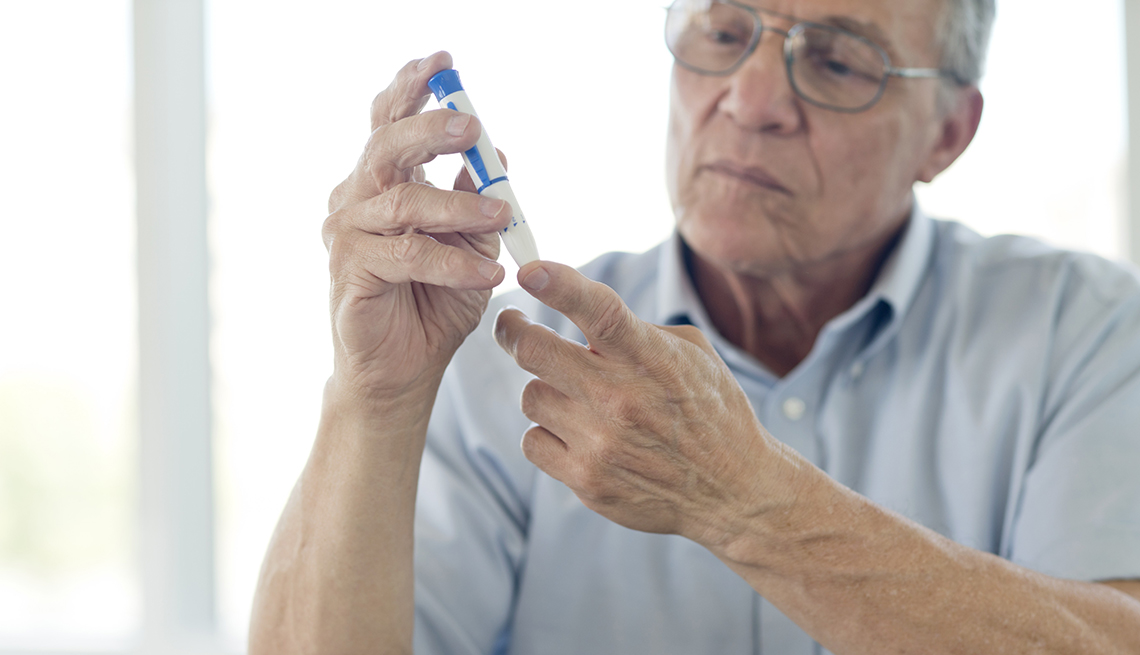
[665, 0, 891, 111]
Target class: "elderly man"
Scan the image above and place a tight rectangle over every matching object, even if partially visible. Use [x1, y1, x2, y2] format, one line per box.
[250, 0, 1140, 652]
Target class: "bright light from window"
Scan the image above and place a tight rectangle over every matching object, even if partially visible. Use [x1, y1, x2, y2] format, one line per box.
[915, 0, 1128, 259]
[0, 1, 138, 649]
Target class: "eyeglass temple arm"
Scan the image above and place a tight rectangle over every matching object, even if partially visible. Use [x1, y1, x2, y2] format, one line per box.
[888, 66, 965, 85]
[887, 66, 944, 78]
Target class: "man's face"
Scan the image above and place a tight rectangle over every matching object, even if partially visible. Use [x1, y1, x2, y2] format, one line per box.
[666, 0, 950, 277]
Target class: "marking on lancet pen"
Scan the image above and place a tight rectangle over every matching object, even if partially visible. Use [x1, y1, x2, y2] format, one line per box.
[427, 68, 540, 267]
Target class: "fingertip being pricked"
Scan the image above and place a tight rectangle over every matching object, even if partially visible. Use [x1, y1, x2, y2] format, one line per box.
[493, 305, 526, 349]
[494, 304, 526, 326]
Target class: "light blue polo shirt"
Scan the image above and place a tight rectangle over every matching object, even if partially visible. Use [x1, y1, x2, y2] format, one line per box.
[413, 206, 1140, 654]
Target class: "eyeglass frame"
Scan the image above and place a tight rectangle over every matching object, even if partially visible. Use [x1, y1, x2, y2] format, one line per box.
[665, 0, 964, 113]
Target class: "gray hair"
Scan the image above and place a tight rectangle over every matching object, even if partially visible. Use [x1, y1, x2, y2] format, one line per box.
[939, 0, 997, 86]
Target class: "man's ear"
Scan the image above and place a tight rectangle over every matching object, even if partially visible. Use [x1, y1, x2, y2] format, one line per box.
[916, 86, 984, 183]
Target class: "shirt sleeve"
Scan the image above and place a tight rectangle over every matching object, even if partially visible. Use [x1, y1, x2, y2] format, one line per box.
[1008, 257, 1140, 582]
[412, 310, 540, 655]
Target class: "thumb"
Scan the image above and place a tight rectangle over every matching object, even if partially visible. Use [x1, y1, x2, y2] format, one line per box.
[518, 261, 642, 352]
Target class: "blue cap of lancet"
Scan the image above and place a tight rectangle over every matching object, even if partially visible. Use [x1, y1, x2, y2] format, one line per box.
[427, 69, 464, 101]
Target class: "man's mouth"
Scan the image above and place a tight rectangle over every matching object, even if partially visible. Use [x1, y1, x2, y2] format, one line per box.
[702, 161, 791, 195]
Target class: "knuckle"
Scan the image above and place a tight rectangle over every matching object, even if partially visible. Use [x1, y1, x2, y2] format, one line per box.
[361, 128, 381, 166]
[607, 391, 651, 429]
[669, 324, 716, 356]
[362, 128, 390, 173]
[370, 81, 399, 126]
[514, 326, 554, 370]
[671, 324, 705, 343]
[429, 241, 465, 278]
[397, 58, 422, 91]
[408, 112, 438, 145]
[321, 213, 341, 252]
[328, 179, 350, 213]
[370, 88, 388, 121]
[576, 456, 613, 498]
[379, 182, 418, 223]
[611, 393, 641, 422]
[444, 183, 473, 216]
[589, 293, 630, 343]
[362, 125, 410, 188]
[391, 232, 427, 266]
[594, 439, 629, 472]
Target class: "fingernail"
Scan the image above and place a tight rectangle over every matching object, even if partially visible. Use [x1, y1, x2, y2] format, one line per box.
[417, 56, 432, 71]
[447, 113, 471, 137]
[521, 266, 549, 292]
[479, 260, 503, 281]
[480, 197, 507, 219]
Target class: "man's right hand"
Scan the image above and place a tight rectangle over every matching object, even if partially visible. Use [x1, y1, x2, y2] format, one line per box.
[322, 51, 510, 403]
[250, 53, 511, 655]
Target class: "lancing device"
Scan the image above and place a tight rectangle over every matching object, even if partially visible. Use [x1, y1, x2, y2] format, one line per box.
[428, 69, 540, 267]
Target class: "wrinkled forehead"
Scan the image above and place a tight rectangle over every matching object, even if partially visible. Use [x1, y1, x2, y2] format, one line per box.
[739, 0, 947, 65]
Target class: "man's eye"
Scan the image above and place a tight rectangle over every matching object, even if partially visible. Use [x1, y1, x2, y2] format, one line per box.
[824, 59, 852, 76]
[699, 24, 746, 46]
[708, 29, 740, 44]
[805, 49, 854, 77]
[695, 14, 749, 47]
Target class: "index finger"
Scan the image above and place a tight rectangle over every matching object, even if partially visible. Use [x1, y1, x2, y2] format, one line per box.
[517, 261, 646, 354]
[371, 51, 454, 131]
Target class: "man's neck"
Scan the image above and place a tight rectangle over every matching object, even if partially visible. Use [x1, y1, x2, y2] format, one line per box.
[687, 221, 906, 378]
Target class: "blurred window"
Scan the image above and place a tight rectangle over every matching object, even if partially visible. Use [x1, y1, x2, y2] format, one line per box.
[0, 1, 139, 649]
[916, 0, 1128, 259]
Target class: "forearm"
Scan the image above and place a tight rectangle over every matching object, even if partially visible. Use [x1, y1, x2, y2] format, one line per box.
[249, 379, 441, 655]
[715, 455, 1140, 655]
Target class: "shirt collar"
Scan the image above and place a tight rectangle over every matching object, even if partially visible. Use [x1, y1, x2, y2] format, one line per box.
[655, 230, 704, 327]
[860, 201, 934, 323]
[654, 201, 936, 336]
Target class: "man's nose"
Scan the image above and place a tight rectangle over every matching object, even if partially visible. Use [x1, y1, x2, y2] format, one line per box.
[719, 32, 800, 132]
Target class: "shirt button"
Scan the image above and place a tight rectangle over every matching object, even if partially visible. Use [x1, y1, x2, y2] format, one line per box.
[782, 397, 806, 421]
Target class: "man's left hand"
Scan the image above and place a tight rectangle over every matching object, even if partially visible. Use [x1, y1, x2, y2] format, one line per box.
[493, 261, 803, 549]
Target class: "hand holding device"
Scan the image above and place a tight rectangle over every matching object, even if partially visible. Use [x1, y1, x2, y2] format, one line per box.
[321, 53, 511, 403]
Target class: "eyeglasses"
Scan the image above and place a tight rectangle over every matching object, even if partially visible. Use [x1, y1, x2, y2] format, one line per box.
[664, 0, 957, 113]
